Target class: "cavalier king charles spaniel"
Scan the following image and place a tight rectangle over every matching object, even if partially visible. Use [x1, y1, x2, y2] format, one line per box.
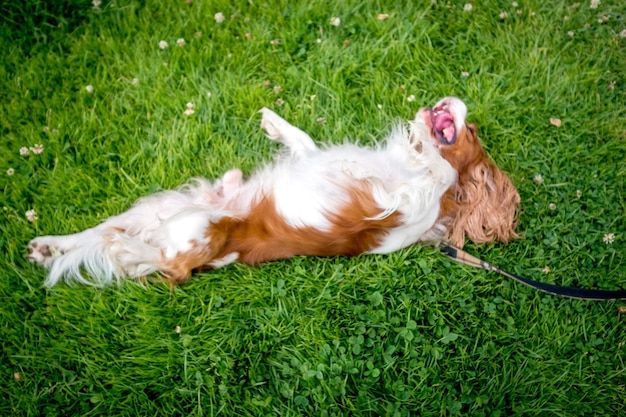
[28, 97, 520, 286]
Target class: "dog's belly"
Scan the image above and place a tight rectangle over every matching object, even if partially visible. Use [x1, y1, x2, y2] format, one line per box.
[369, 209, 441, 254]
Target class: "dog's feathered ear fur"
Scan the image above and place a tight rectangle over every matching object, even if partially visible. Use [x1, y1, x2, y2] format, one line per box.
[444, 158, 520, 247]
[439, 124, 520, 248]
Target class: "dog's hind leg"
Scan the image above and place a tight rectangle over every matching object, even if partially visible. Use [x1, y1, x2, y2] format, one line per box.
[28, 226, 123, 287]
[27, 187, 216, 286]
[259, 108, 317, 156]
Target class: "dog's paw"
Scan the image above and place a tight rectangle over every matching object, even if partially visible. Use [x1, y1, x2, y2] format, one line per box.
[259, 107, 288, 142]
[27, 237, 65, 266]
[409, 128, 437, 157]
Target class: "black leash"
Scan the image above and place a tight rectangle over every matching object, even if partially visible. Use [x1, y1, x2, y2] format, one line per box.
[438, 242, 626, 301]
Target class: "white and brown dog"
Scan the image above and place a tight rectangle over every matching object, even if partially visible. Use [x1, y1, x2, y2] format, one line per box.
[28, 97, 520, 286]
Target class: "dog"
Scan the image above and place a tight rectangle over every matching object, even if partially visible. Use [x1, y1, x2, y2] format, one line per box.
[27, 97, 520, 287]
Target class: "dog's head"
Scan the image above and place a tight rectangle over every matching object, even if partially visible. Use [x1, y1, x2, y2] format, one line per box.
[418, 97, 520, 247]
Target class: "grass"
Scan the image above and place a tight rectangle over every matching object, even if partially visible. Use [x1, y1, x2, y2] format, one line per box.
[1, 0, 625, 415]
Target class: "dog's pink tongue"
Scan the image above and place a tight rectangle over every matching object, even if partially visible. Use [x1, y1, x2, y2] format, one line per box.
[433, 112, 455, 142]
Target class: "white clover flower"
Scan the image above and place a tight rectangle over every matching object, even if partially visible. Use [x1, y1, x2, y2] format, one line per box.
[275, 98, 284, 106]
[176, 38, 186, 47]
[132, 77, 139, 86]
[576, 190, 582, 198]
[175, 326, 182, 334]
[377, 104, 383, 110]
[7, 168, 14, 176]
[533, 174, 543, 184]
[316, 117, 326, 124]
[184, 108, 195, 116]
[330, 17, 341, 27]
[620, 29, 626, 38]
[159, 40, 168, 49]
[43, 126, 50, 133]
[549, 203, 557, 211]
[92, 0, 102, 9]
[270, 39, 280, 45]
[590, 0, 600, 9]
[26, 209, 38, 222]
[407, 95, 416, 102]
[463, 4, 473, 12]
[30, 144, 44, 154]
[499, 11, 508, 19]
[273, 85, 282, 94]
[461, 71, 469, 77]
[568, 31, 575, 37]
[20, 147, 30, 156]
[603, 233, 615, 244]
[377, 14, 390, 20]
[85, 85, 94, 93]
[542, 266, 551, 274]
[186, 102, 194, 109]
[215, 12, 225, 23]
[512, 1, 518, 7]
[316, 38, 322, 44]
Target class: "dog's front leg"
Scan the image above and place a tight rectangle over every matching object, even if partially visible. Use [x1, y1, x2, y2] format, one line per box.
[259, 108, 317, 156]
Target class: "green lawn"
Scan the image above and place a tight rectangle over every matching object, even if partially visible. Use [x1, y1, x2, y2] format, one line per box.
[1, 0, 625, 415]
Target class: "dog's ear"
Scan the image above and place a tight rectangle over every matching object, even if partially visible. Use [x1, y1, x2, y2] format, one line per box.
[444, 157, 520, 247]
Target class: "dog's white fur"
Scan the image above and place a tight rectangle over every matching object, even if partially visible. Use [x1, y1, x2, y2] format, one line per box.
[28, 99, 466, 287]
